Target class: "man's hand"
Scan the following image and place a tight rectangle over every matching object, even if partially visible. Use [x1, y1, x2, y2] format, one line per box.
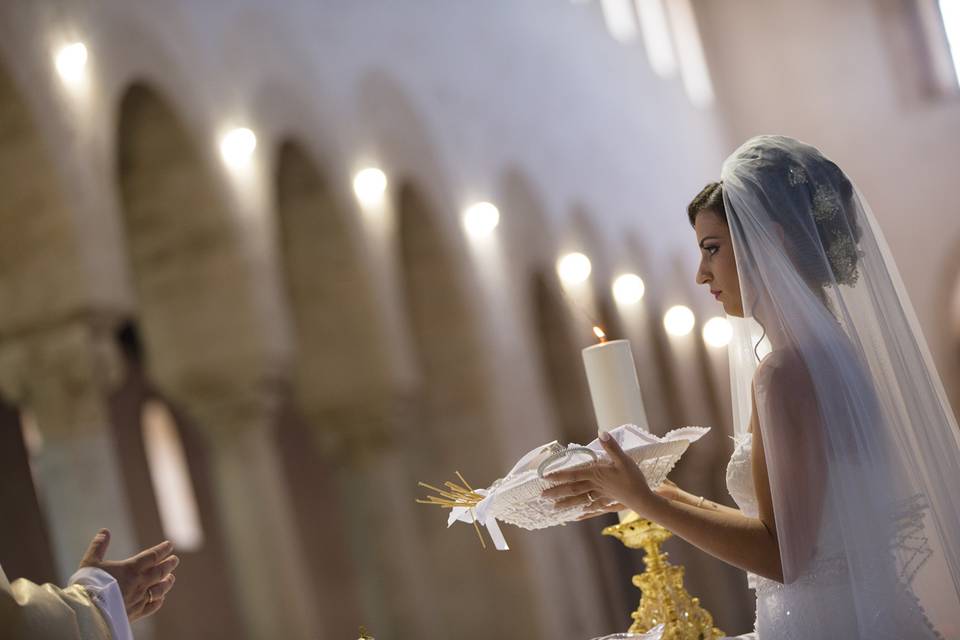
[79, 529, 179, 622]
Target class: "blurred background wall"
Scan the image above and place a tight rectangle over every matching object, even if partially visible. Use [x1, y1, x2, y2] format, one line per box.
[0, 1, 957, 638]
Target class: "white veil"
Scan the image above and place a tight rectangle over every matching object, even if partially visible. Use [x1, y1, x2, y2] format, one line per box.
[721, 136, 960, 638]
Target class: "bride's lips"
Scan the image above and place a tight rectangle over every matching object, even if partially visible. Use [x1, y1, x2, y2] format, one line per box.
[711, 289, 722, 300]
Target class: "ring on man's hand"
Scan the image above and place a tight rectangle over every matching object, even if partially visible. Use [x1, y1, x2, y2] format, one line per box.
[587, 491, 597, 504]
[146, 589, 154, 605]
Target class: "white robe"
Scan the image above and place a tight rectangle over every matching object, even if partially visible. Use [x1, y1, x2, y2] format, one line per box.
[1, 563, 132, 640]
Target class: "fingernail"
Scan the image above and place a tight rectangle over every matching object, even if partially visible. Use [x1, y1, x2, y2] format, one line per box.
[598, 430, 611, 442]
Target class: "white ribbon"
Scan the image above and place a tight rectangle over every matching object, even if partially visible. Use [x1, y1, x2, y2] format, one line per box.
[446, 489, 510, 551]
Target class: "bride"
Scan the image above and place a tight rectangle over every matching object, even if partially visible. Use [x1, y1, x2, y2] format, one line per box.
[544, 136, 960, 638]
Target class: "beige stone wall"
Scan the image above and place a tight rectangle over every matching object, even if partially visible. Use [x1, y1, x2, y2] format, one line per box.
[4, 0, 956, 638]
[694, 0, 960, 415]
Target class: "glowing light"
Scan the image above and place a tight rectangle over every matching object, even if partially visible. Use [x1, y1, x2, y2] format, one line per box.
[600, 0, 640, 42]
[635, 0, 677, 77]
[664, 305, 695, 336]
[940, 0, 960, 87]
[219, 128, 257, 168]
[666, 0, 714, 107]
[702, 316, 733, 348]
[557, 252, 592, 285]
[462, 202, 500, 238]
[353, 168, 388, 206]
[593, 326, 608, 342]
[612, 273, 646, 305]
[55, 42, 88, 85]
[142, 401, 204, 551]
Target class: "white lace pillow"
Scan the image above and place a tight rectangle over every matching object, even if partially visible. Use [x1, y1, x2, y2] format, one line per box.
[421, 424, 708, 549]
[489, 424, 709, 530]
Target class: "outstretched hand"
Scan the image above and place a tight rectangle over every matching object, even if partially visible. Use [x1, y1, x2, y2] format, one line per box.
[79, 529, 179, 622]
[541, 431, 661, 520]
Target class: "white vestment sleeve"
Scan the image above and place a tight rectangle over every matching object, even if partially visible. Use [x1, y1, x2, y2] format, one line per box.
[69, 567, 134, 640]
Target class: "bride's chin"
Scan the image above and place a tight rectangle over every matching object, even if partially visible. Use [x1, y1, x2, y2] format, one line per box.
[724, 301, 746, 318]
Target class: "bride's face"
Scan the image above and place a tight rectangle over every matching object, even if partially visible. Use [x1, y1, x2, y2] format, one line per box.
[694, 209, 744, 317]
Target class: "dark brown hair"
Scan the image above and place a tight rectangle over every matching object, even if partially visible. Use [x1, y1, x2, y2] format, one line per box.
[687, 181, 725, 226]
[686, 171, 862, 288]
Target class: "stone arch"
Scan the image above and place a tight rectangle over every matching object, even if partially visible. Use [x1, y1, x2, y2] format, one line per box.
[397, 182, 502, 470]
[498, 168, 632, 633]
[107, 321, 242, 640]
[356, 70, 545, 638]
[273, 140, 396, 434]
[114, 82, 269, 400]
[0, 60, 88, 334]
[622, 231, 683, 434]
[0, 52, 119, 585]
[500, 170, 597, 445]
[114, 82, 318, 640]
[270, 137, 440, 637]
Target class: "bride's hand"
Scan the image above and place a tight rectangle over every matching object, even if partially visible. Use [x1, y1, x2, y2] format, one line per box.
[541, 431, 661, 517]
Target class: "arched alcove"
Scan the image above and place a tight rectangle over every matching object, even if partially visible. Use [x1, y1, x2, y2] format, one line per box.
[356, 70, 554, 638]
[115, 82, 317, 640]
[0, 55, 84, 584]
[497, 168, 633, 634]
[395, 180, 543, 638]
[108, 321, 242, 640]
[396, 183, 493, 450]
[115, 83, 266, 392]
[272, 138, 399, 637]
[0, 52, 87, 334]
[274, 140, 394, 419]
[0, 402, 55, 584]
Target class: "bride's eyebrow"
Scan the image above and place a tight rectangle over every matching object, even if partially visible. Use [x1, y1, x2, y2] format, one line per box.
[699, 236, 720, 249]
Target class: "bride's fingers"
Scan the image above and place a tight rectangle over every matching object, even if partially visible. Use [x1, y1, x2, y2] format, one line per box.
[542, 480, 594, 500]
[551, 491, 609, 511]
[574, 501, 625, 520]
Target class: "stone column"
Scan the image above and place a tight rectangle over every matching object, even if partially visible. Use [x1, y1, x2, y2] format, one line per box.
[180, 387, 319, 640]
[304, 393, 439, 640]
[0, 319, 140, 581]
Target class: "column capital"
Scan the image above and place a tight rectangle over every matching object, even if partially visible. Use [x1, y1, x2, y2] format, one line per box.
[166, 369, 286, 445]
[0, 315, 123, 436]
[301, 390, 417, 461]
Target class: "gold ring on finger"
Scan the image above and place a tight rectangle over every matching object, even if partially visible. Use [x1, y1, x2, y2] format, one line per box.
[146, 588, 154, 605]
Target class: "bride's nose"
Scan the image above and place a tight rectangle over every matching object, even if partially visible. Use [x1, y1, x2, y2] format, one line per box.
[696, 258, 711, 286]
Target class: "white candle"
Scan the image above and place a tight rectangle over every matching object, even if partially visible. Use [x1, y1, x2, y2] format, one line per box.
[581, 338, 650, 433]
[582, 335, 649, 523]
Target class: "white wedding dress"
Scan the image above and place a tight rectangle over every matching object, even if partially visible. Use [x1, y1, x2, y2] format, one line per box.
[724, 432, 942, 639]
[724, 432, 848, 638]
[713, 136, 959, 638]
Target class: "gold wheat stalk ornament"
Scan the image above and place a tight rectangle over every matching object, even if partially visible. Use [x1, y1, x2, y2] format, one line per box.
[416, 471, 489, 549]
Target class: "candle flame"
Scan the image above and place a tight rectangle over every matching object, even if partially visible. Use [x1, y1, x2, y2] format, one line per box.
[593, 326, 607, 342]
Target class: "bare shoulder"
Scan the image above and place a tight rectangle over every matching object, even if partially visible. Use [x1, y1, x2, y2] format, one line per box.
[752, 348, 815, 410]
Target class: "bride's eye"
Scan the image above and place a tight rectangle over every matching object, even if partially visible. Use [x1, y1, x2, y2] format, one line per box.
[704, 245, 719, 256]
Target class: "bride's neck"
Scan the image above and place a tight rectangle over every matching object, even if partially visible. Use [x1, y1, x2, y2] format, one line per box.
[751, 299, 790, 352]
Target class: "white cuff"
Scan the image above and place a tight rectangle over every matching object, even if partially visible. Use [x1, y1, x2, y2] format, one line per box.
[69, 567, 134, 640]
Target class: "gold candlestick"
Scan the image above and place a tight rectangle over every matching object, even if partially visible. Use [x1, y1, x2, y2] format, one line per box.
[603, 518, 724, 640]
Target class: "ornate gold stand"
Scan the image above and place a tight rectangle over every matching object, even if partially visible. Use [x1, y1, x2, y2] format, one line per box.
[603, 517, 724, 640]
